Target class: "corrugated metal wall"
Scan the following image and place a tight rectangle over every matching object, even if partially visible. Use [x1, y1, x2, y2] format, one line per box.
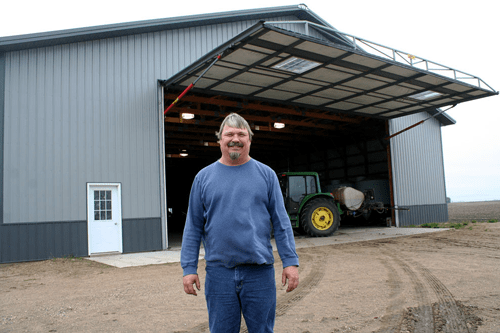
[1, 15, 303, 225]
[1, 221, 88, 262]
[0, 52, 5, 224]
[0, 217, 164, 262]
[3, 40, 160, 223]
[389, 112, 448, 225]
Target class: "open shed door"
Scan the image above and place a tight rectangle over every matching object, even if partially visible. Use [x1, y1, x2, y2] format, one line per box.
[160, 21, 497, 121]
[158, 20, 497, 239]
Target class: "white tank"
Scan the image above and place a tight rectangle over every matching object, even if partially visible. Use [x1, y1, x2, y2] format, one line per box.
[332, 187, 365, 211]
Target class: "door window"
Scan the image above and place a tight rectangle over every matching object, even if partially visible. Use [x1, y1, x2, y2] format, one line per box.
[94, 190, 112, 220]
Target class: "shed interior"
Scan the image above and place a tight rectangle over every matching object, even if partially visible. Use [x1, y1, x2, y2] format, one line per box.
[163, 90, 392, 242]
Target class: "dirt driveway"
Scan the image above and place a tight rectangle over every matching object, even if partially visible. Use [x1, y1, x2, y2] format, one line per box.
[1, 201, 499, 333]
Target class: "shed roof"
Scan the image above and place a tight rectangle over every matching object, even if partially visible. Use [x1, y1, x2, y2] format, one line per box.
[161, 21, 496, 124]
[0, 5, 328, 52]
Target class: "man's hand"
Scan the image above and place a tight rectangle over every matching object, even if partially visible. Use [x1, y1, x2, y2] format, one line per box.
[282, 266, 299, 292]
[183, 274, 201, 296]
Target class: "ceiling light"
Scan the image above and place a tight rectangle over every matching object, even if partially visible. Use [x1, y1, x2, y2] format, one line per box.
[272, 57, 321, 74]
[180, 153, 188, 157]
[408, 91, 442, 101]
[274, 122, 285, 129]
[181, 113, 195, 119]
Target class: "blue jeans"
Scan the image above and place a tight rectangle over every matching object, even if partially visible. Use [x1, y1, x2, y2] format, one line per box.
[205, 264, 276, 333]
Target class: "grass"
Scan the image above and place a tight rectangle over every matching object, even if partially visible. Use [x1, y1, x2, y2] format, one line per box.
[415, 222, 467, 229]
[407, 218, 498, 229]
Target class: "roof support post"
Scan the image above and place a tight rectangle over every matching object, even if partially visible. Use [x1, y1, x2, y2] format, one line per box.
[158, 83, 168, 250]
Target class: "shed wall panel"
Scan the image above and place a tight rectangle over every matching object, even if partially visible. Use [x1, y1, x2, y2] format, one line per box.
[122, 218, 162, 253]
[389, 112, 447, 205]
[2, 15, 300, 224]
[3, 40, 160, 223]
[0, 52, 5, 224]
[0, 222, 87, 263]
[396, 204, 448, 226]
[389, 112, 448, 224]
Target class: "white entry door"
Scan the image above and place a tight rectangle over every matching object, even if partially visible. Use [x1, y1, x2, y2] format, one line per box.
[87, 183, 123, 255]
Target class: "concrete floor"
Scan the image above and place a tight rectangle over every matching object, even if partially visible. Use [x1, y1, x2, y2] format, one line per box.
[87, 226, 447, 268]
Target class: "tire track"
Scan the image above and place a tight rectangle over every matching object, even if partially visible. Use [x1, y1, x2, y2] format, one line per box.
[408, 258, 470, 333]
[372, 249, 434, 333]
[374, 259, 404, 333]
[276, 253, 326, 317]
[388, 253, 434, 333]
[381, 247, 470, 333]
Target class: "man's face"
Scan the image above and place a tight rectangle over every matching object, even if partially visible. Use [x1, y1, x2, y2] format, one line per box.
[219, 125, 251, 162]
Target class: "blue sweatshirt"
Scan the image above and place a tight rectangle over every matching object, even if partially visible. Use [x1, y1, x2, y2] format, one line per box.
[181, 159, 299, 276]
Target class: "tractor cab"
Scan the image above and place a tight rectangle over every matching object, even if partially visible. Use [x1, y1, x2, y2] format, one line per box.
[278, 172, 340, 236]
[279, 172, 320, 221]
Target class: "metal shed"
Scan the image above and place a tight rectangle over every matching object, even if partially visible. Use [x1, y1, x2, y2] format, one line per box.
[0, 5, 496, 263]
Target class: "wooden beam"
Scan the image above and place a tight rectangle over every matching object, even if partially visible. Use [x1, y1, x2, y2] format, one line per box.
[166, 109, 340, 131]
[165, 93, 363, 124]
[165, 139, 219, 147]
[164, 116, 334, 135]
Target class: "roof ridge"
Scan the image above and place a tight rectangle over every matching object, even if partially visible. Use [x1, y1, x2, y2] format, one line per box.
[0, 4, 329, 52]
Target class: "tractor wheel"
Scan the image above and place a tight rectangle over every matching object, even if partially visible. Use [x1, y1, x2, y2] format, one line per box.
[300, 198, 340, 237]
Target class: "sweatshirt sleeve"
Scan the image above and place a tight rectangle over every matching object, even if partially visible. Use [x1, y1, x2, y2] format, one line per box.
[181, 176, 205, 276]
[268, 173, 299, 268]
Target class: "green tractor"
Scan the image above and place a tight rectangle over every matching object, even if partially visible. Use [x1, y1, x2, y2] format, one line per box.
[278, 172, 341, 237]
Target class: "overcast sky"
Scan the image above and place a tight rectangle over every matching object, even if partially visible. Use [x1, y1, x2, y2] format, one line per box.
[1, 0, 498, 202]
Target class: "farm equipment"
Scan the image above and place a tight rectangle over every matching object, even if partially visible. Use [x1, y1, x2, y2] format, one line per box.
[278, 172, 388, 237]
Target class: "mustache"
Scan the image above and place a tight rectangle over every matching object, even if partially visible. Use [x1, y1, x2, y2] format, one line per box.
[228, 142, 244, 147]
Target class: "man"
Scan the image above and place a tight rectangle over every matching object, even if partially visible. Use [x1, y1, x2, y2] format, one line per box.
[181, 113, 299, 332]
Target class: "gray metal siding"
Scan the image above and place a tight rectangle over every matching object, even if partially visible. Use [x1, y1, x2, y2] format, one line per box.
[0, 221, 87, 263]
[1, 14, 309, 225]
[396, 203, 448, 226]
[0, 52, 5, 224]
[3, 41, 160, 223]
[0, 217, 163, 263]
[389, 112, 448, 224]
[389, 112, 447, 205]
[122, 218, 162, 253]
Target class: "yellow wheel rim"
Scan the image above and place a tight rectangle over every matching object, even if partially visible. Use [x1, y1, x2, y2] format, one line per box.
[311, 207, 334, 230]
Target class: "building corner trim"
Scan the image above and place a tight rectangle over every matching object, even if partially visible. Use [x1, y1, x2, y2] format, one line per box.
[0, 52, 5, 225]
